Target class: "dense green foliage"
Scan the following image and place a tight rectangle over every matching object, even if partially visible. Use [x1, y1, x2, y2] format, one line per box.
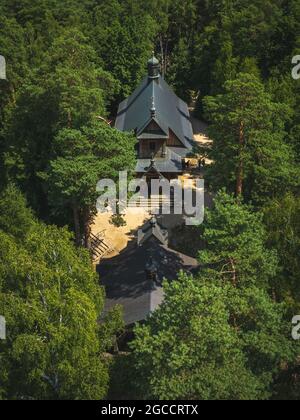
[131, 275, 293, 400]
[129, 193, 298, 400]
[47, 123, 136, 247]
[199, 192, 278, 288]
[204, 75, 298, 202]
[1, 0, 299, 211]
[0, 0, 299, 401]
[264, 194, 300, 313]
[0, 187, 124, 400]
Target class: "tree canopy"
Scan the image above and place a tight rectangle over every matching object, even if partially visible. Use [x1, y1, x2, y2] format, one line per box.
[204, 74, 298, 203]
[0, 186, 123, 400]
[129, 193, 298, 400]
[0, 0, 299, 401]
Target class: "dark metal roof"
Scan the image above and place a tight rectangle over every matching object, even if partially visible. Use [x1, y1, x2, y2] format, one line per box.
[136, 148, 183, 173]
[138, 216, 169, 246]
[99, 218, 199, 325]
[137, 109, 170, 137]
[137, 132, 168, 140]
[115, 75, 194, 151]
[168, 147, 193, 158]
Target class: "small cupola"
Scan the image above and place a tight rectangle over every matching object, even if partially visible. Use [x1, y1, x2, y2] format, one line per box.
[148, 54, 160, 80]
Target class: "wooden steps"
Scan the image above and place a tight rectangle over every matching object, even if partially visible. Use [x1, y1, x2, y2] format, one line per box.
[127, 195, 175, 209]
[90, 232, 114, 260]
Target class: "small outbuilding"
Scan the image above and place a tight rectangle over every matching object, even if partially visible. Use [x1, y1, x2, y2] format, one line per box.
[99, 217, 199, 325]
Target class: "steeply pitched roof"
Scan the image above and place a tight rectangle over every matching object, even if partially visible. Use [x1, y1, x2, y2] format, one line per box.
[115, 75, 194, 151]
[99, 218, 199, 325]
[138, 216, 169, 246]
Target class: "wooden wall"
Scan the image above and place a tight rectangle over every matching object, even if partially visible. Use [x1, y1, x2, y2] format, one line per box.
[139, 139, 166, 158]
[167, 129, 184, 147]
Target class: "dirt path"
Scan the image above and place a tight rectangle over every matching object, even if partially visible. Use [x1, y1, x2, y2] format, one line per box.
[190, 112, 213, 165]
[91, 208, 150, 260]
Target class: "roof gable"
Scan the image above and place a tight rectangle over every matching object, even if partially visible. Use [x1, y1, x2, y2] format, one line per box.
[137, 117, 168, 139]
[138, 216, 169, 246]
[115, 75, 194, 151]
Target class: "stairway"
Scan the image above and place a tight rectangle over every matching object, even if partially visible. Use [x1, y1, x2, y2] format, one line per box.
[127, 194, 175, 211]
[90, 232, 114, 260]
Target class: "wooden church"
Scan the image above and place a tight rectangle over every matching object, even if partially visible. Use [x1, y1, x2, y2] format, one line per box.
[101, 57, 198, 326]
[115, 55, 194, 180]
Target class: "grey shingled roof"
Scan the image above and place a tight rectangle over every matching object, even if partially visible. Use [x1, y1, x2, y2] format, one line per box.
[115, 75, 194, 151]
[99, 241, 198, 325]
[99, 218, 199, 325]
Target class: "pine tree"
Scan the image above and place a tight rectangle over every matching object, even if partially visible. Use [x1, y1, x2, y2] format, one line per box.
[47, 123, 136, 248]
[204, 73, 298, 203]
[130, 192, 296, 400]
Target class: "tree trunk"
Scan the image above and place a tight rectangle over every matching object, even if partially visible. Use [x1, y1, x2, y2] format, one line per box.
[83, 208, 92, 250]
[72, 204, 81, 247]
[159, 35, 165, 78]
[67, 110, 72, 129]
[236, 121, 245, 196]
[159, 34, 169, 78]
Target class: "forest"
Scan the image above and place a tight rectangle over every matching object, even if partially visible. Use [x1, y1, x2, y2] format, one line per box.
[0, 0, 299, 400]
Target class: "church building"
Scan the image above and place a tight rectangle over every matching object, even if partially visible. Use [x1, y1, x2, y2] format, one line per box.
[100, 57, 198, 326]
[99, 216, 199, 326]
[115, 55, 194, 180]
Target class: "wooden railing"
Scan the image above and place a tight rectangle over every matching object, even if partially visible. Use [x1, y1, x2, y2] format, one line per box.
[90, 232, 114, 260]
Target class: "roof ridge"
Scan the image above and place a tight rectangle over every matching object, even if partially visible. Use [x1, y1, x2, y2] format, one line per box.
[115, 69, 194, 154]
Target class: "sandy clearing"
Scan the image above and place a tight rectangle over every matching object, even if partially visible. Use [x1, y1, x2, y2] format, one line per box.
[91, 208, 150, 259]
[190, 114, 213, 165]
